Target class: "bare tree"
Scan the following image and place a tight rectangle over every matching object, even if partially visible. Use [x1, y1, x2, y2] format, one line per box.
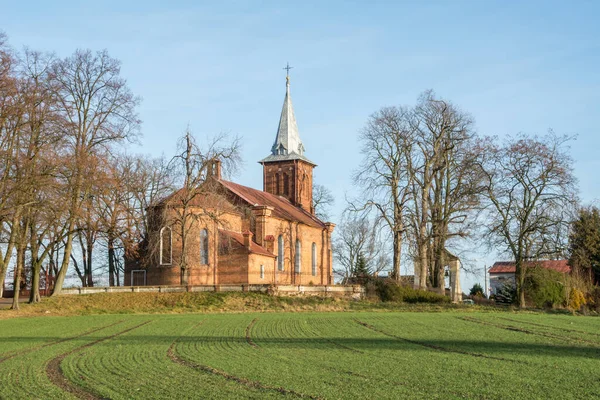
[0, 34, 22, 299]
[479, 132, 577, 307]
[18, 49, 62, 303]
[412, 91, 481, 292]
[162, 129, 241, 285]
[49, 49, 140, 296]
[352, 106, 413, 281]
[312, 183, 334, 220]
[333, 214, 390, 282]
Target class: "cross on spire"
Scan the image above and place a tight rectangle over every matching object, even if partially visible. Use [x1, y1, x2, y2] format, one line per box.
[283, 62, 293, 78]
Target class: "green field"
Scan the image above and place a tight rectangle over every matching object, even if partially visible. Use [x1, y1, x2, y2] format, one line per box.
[1, 311, 599, 399]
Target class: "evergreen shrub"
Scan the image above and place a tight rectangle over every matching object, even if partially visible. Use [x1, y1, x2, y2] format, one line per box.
[524, 267, 567, 308]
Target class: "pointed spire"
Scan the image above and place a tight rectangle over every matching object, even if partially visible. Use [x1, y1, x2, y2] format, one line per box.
[271, 73, 304, 157]
[259, 66, 315, 166]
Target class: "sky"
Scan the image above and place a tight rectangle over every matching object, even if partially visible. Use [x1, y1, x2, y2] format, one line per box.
[3, 0, 599, 291]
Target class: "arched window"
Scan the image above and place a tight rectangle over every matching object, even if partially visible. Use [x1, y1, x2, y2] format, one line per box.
[277, 235, 284, 271]
[283, 174, 289, 196]
[312, 243, 317, 276]
[160, 227, 172, 265]
[200, 228, 209, 265]
[295, 240, 301, 273]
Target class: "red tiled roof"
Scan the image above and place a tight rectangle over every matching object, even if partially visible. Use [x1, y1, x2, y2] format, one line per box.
[219, 229, 275, 258]
[218, 179, 326, 229]
[489, 260, 571, 274]
[152, 184, 238, 213]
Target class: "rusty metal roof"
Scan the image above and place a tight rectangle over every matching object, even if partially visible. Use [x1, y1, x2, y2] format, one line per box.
[489, 260, 571, 274]
[218, 179, 326, 229]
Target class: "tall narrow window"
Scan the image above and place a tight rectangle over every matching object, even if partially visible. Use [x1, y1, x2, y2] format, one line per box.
[277, 235, 284, 271]
[312, 243, 317, 276]
[160, 227, 172, 265]
[200, 228, 209, 265]
[295, 240, 301, 273]
[275, 174, 281, 195]
[260, 265, 265, 279]
[283, 173, 289, 196]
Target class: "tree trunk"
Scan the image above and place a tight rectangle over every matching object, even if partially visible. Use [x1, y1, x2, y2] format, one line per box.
[418, 239, 428, 290]
[179, 222, 188, 285]
[417, 183, 430, 290]
[29, 260, 41, 304]
[108, 237, 115, 287]
[0, 269, 5, 300]
[11, 242, 26, 310]
[391, 230, 402, 281]
[516, 259, 526, 308]
[433, 235, 446, 295]
[0, 213, 22, 299]
[29, 228, 42, 304]
[53, 223, 75, 296]
[86, 235, 94, 287]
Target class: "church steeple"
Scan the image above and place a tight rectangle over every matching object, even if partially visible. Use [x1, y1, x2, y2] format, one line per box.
[260, 66, 316, 214]
[261, 64, 313, 164]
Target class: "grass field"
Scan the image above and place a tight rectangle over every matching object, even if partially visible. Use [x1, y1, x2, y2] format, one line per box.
[1, 309, 599, 399]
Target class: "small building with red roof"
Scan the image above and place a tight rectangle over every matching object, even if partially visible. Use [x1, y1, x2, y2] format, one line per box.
[489, 260, 571, 295]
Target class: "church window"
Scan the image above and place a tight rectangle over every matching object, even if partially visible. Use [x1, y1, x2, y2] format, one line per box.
[312, 243, 317, 276]
[277, 235, 284, 271]
[160, 227, 172, 265]
[283, 174, 289, 196]
[260, 265, 264, 279]
[295, 240, 301, 273]
[200, 228, 209, 265]
[276, 174, 281, 195]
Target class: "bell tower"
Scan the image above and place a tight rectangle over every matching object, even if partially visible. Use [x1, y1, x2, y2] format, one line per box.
[259, 65, 316, 214]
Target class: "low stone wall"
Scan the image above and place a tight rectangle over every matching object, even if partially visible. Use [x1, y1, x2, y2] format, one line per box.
[59, 284, 365, 299]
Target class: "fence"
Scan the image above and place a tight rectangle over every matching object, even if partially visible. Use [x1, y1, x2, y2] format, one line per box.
[59, 284, 365, 298]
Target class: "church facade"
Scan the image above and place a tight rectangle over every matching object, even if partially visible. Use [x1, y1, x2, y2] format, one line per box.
[125, 75, 335, 287]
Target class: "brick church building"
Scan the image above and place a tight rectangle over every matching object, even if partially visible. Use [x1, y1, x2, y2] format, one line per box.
[125, 74, 335, 287]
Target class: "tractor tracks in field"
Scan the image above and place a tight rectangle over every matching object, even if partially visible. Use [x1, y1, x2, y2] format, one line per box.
[354, 319, 525, 364]
[245, 318, 259, 348]
[496, 316, 600, 339]
[458, 316, 600, 347]
[167, 322, 322, 399]
[46, 320, 152, 400]
[0, 320, 125, 364]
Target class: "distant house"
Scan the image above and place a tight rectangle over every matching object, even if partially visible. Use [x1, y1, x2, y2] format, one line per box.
[489, 260, 571, 295]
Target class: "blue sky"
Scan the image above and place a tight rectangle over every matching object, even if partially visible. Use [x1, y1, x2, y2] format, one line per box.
[3, 0, 599, 289]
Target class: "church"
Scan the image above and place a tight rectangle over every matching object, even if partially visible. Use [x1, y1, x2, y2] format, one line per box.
[125, 74, 335, 287]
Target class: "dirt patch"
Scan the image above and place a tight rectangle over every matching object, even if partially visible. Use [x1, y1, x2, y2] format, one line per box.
[46, 321, 151, 399]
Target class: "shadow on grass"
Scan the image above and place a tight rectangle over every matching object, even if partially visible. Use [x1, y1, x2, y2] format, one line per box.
[2, 335, 599, 360]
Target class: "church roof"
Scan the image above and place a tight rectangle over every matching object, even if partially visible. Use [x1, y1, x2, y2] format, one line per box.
[218, 179, 326, 229]
[219, 229, 275, 258]
[259, 75, 316, 166]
